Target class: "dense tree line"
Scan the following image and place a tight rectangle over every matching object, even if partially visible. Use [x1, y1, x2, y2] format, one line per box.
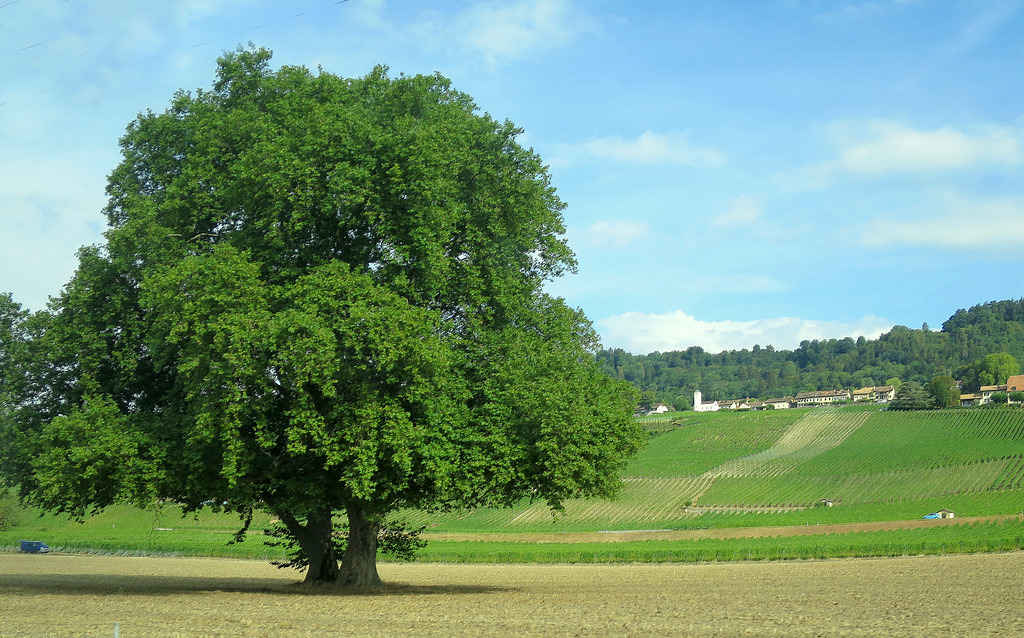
[599, 299, 1024, 407]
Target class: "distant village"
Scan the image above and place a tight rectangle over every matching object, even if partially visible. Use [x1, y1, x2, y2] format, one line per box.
[644, 376, 1024, 414]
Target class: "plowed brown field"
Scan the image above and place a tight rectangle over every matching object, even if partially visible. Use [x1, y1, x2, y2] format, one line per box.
[2, 552, 1022, 637]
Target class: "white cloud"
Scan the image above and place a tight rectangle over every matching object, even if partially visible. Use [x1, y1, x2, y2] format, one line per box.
[596, 310, 893, 355]
[710, 195, 762, 227]
[580, 220, 651, 248]
[861, 191, 1024, 253]
[458, 0, 596, 66]
[828, 121, 1023, 176]
[580, 131, 726, 167]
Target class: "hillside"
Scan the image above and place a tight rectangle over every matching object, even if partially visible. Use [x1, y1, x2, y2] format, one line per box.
[599, 298, 1024, 407]
[4, 405, 1023, 562]
[389, 404, 1024, 533]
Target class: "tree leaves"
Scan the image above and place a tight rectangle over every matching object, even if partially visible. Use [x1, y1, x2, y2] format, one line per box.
[4, 47, 642, 584]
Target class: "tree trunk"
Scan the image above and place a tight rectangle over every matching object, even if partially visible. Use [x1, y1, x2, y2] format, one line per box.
[337, 504, 382, 588]
[279, 510, 339, 585]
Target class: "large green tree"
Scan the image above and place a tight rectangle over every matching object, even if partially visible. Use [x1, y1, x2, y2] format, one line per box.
[2, 48, 643, 587]
[957, 353, 1021, 392]
[888, 381, 935, 411]
[0, 294, 28, 446]
[925, 375, 960, 408]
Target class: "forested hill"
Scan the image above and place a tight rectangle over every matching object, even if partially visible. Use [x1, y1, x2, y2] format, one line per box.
[597, 299, 1024, 408]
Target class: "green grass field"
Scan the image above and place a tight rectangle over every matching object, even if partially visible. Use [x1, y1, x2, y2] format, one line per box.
[397, 404, 1024, 533]
[414, 518, 1024, 563]
[3, 404, 1024, 563]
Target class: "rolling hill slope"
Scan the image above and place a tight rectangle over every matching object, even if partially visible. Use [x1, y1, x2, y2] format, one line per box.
[400, 405, 1024, 532]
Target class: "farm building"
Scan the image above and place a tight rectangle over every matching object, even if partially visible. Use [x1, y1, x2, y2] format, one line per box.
[852, 386, 895, 402]
[963, 375, 1024, 405]
[960, 393, 982, 406]
[715, 398, 761, 410]
[1006, 375, 1024, 393]
[693, 391, 720, 412]
[647, 403, 670, 415]
[795, 390, 851, 406]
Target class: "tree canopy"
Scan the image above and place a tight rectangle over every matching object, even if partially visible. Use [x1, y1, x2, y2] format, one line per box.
[0, 48, 643, 587]
[956, 353, 1021, 392]
[925, 375, 960, 408]
[888, 382, 935, 411]
[0, 294, 28, 448]
[598, 299, 1024, 406]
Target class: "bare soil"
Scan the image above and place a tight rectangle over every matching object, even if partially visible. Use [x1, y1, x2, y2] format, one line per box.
[2, 551, 1022, 636]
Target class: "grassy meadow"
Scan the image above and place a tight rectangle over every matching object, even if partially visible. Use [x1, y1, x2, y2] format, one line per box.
[3, 403, 1024, 563]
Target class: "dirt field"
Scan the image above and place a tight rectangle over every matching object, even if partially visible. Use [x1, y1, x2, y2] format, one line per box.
[2, 553, 1023, 637]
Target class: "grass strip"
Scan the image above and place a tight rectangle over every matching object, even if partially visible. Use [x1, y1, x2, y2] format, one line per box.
[410, 519, 1024, 564]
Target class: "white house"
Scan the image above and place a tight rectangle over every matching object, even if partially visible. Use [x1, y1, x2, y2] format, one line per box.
[693, 390, 720, 412]
[648, 403, 670, 415]
[795, 390, 851, 406]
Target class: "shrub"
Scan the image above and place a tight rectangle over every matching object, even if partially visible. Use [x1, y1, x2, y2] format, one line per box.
[0, 503, 15, 531]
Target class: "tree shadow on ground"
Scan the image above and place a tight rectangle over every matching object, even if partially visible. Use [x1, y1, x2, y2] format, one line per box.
[0, 573, 513, 597]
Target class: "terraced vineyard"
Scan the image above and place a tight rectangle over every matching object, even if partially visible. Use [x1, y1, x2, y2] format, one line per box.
[701, 409, 869, 479]
[403, 405, 1024, 532]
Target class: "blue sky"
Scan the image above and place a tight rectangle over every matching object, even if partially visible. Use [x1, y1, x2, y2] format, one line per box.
[3, 0, 1023, 354]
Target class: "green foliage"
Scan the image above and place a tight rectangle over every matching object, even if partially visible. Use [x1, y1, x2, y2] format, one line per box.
[889, 381, 935, 411]
[637, 391, 657, 412]
[0, 294, 28, 443]
[0, 503, 14, 531]
[0, 293, 27, 391]
[957, 352, 1022, 392]
[264, 516, 426, 570]
[3, 47, 643, 586]
[599, 299, 1024, 405]
[925, 375, 960, 408]
[990, 392, 1009, 404]
[5, 408, 1024, 565]
[24, 393, 162, 519]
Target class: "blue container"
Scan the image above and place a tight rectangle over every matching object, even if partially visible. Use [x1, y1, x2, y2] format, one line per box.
[18, 540, 51, 553]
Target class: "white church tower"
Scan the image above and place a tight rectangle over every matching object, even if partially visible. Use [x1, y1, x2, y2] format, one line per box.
[694, 390, 720, 412]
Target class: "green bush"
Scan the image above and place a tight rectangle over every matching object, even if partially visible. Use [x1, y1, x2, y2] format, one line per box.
[0, 503, 14, 531]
